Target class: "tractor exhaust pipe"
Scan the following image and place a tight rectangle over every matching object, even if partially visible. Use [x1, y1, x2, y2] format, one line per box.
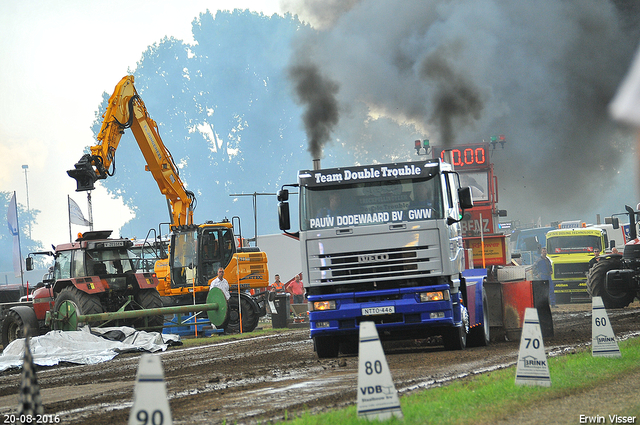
[313, 159, 320, 170]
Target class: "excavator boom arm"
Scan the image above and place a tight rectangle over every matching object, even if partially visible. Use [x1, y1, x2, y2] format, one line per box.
[68, 76, 194, 226]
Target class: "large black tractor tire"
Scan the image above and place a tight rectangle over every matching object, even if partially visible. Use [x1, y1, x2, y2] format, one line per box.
[468, 287, 490, 347]
[134, 289, 164, 331]
[53, 286, 103, 330]
[586, 257, 635, 309]
[314, 335, 340, 359]
[443, 305, 469, 351]
[226, 293, 260, 333]
[2, 306, 39, 348]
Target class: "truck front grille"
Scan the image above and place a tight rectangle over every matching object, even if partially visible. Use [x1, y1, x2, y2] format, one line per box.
[312, 245, 440, 284]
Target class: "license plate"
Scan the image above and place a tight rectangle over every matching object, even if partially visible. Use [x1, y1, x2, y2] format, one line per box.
[362, 306, 395, 316]
[103, 241, 125, 247]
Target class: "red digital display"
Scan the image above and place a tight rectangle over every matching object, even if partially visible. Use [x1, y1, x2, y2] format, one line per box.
[433, 143, 489, 169]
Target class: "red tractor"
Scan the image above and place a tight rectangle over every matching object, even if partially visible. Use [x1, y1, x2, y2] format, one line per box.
[1, 230, 163, 347]
[587, 205, 640, 308]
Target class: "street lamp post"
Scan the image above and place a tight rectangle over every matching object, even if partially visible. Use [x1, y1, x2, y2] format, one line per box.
[21, 164, 31, 239]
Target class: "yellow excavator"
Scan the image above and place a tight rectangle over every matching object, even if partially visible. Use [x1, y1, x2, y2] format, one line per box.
[67, 75, 269, 332]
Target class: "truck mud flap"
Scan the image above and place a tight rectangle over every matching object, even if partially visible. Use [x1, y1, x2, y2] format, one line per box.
[484, 280, 506, 341]
[532, 280, 554, 339]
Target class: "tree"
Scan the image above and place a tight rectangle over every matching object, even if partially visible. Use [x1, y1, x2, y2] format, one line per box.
[91, 11, 320, 239]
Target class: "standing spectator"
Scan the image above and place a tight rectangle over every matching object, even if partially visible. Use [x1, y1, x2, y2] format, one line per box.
[209, 267, 230, 300]
[269, 274, 285, 293]
[209, 267, 230, 331]
[533, 248, 555, 307]
[286, 273, 305, 304]
[588, 250, 601, 269]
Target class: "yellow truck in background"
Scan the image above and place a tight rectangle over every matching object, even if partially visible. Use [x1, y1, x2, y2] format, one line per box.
[546, 222, 617, 304]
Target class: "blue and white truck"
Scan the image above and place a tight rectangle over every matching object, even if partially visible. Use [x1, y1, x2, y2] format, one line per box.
[277, 158, 498, 358]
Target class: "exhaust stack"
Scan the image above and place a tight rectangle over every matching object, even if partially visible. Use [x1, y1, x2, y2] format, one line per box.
[313, 159, 321, 170]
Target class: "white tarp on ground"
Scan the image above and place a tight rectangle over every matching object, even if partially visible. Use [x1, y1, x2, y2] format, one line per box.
[0, 327, 181, 372]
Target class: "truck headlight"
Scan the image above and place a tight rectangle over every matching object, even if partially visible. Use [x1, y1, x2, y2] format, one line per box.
[312, 300, 336, 311]
[419, 290, 450, 302]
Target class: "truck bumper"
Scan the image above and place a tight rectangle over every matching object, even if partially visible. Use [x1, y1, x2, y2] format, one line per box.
[308, 285, 460, 340]
[553, 279, 589, 302]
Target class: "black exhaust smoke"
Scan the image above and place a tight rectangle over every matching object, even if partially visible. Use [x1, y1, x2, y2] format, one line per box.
[288, 62, 340, 163]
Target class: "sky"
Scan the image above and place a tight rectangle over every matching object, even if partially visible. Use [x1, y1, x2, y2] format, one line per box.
[0, 0, 281, 246]
[2, 0, 639, 251]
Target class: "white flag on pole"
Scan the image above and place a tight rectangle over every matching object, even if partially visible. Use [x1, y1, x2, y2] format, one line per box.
[68, 196, 92, 226]
[7, 192, 23, 278]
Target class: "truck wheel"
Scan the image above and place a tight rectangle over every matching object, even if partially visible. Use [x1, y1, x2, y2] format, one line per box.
[54, 286, 103, 330]
[134, 289, 164, 331]
[2, 306, 39, 348]
[468, 287, 490, 347]
[443, 305, 468, 350]
[586, 257, 635, 309]
[314, 336, 339, 358]
[226, 294, 260, 333]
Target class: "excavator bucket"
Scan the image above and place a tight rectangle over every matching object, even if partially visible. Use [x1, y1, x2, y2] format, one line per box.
[67, 154, 99, 192]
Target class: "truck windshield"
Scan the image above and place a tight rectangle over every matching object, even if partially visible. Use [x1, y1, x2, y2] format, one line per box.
[547, 235, 601, 254]
[300, 176, 442, 231]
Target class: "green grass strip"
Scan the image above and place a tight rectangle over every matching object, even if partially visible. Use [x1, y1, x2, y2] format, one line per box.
[283, 337, 640, 425]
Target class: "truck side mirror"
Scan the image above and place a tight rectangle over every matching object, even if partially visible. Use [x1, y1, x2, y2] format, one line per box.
[606, 216, 619, 229]
[25, 257, 33, 271]
[610, 240, 616, 249]
[278, 202, 291, 231]
[277, 189, 289, 202]
[458, 187, 473, 210]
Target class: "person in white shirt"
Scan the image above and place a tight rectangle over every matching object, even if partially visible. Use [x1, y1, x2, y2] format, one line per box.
[209, 267, 230, 300]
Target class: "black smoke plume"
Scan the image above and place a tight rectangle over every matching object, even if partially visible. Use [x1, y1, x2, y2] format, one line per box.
[285, 0, 640, 224]
[289, 62, 340, 160]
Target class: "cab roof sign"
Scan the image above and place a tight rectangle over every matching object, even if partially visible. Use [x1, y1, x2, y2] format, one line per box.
[299, 160, 445, 187]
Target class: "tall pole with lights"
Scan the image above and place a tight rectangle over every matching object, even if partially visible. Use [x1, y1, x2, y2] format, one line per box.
[21, 164, 31, 239]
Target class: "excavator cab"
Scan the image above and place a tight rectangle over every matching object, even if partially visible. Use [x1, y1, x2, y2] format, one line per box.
[169, 224, 236, 289]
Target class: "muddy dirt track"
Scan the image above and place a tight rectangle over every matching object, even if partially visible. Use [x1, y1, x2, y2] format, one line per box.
[0, 302, 639, 424]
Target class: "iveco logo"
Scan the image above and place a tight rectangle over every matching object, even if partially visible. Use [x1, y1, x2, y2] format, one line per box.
[358, 254, 389, 263]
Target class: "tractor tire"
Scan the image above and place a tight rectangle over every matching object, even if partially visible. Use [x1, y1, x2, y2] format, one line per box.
[586, 257, 635, 309]
[314, 335, 339, 359]
[226, 294, 260, 333]
[134, 289, 164, 331]
[468, 287, 490, 347]
[53, 286, 103, 330]
[2, 306, 39, 348]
